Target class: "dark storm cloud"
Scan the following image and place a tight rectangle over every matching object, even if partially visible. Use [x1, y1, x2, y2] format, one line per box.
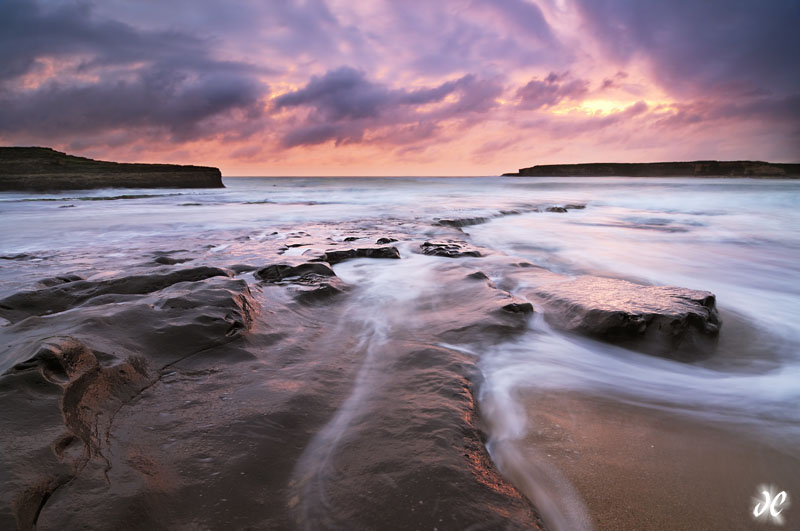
[516, 72, 589, 109]
[273, 67, 503, 147]
[573, 0, 800, 97]
[0, 0, 268, 142]
[0, 67, 264, 141]
[274, 68, 396, 121]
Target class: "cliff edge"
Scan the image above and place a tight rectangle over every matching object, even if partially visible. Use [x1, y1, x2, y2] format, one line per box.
[0, 147, 224, 191]
[503, 160, 800, 177]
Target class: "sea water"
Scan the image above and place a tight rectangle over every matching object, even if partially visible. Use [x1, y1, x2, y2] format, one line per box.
[2, 176, 798, 529]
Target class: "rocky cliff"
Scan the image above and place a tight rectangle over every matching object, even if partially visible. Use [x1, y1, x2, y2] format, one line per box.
[503, 160, 800, 177]
[0, 147, 224, 191]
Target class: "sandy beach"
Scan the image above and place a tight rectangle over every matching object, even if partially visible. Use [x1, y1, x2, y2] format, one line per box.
[519, 391, 799, 530]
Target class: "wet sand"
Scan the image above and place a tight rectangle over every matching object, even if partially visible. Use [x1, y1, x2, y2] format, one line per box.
[520, 391, 800, 530]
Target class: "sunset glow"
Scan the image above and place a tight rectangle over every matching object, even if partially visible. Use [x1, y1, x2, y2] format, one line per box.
[0, 0, 797, 175]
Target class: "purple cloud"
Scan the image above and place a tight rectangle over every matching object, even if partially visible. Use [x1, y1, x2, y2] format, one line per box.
[273, 67, 503, 147]
[0, 0, 797, 166]
[572, 0, 800, 97]
[0, 0, 268, 143]
[516, 72, 589, 109]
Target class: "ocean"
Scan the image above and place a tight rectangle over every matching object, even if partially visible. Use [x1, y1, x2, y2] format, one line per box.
[1, 176, 798, 530]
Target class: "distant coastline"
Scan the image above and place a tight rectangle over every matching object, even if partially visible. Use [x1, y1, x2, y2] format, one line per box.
[0, 147, 224, 191]
[503, 160, 800, 178]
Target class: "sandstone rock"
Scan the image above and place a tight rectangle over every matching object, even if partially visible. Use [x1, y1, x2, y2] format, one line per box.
[537, 276, 721, 358]
[228, 264, 258, 274]
[321, 247, 401, 264]
[256, 262, 345, 303]
[255, 263, 336, 282]
[0, 266, 231, 323]
[501, 302, 534, 314]
[38, 274, 84, 287]
[436, 216, 489, 227]
[154, 256, 193, 265]
[420, 240, 482, 258]
[0, 274, 259, 529]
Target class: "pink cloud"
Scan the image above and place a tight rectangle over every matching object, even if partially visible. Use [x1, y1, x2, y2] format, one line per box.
[0, 0, 797, 175]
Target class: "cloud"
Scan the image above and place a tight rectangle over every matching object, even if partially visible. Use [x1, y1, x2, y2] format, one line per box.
[601, 71, 629, 90]
[654, 93, 800, 133]
[516, 72, 589, 109]
[0, 67, 265, 142]
[0, 0, 268, 144]
[524, 100, 649, 136]
[275, 67, 394, 121]
[90, 0, 352, 67]
[572, 0, 800, 97]
[1, 0, 797, 170]
[273, 67, 503, 147]
[328, 0, 568, 78]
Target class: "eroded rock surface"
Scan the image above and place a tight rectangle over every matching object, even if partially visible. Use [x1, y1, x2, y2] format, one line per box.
[0, 266, 231, 323]
[0, 250, 546, 530]
[0, 272, 258, 530]
[420, 240, 482, 258]
[256, 262, 346, 303]
[290, 345, 543, 531]
[320, 246, 401, 264]
[255, 263, 336, 282]
[537, 276, 721, 358]
[38, 275, 83, 287]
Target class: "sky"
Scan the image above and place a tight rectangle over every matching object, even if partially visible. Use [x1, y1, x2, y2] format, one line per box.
[1, 0, 798, 175]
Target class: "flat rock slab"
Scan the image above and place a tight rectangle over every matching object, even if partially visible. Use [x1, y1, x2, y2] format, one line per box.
[0, 266, 231, 323]
[436, 216, 490, 227]
[320, 246, 401, 265]
[255, 263, 336, 282]
[537, 276, 721, 359]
